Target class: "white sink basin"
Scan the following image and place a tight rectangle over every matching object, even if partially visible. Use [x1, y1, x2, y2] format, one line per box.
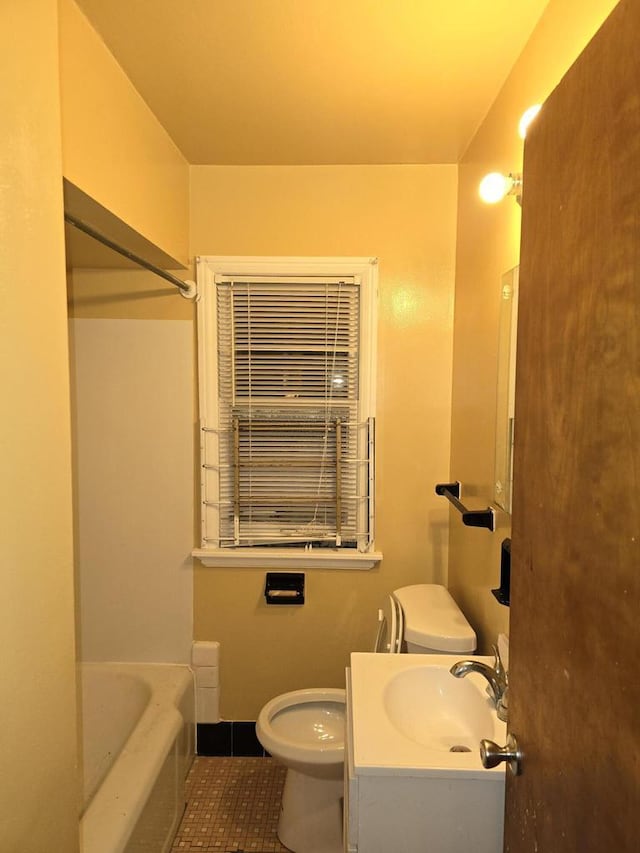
[383, 664, 496, 750]
[349, 652, 506, 778]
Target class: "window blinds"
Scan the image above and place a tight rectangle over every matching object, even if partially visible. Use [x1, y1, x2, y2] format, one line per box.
[211, 275, 368, 548]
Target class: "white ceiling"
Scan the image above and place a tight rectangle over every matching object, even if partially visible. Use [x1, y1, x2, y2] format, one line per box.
[74, 0, 550, 165]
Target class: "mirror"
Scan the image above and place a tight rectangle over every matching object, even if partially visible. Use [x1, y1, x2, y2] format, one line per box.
[494, 266, 519, 513]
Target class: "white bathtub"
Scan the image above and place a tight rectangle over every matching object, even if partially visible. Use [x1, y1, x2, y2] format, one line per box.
[79, 663, 195, 853]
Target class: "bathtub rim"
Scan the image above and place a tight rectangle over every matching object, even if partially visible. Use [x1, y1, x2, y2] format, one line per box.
[79, 661, 194, 853]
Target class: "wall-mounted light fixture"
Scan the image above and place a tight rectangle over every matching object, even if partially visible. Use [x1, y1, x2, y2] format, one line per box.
[518, 104, 542, 139]
[479, 172, 523, 206]
[477, 104, 542, 207]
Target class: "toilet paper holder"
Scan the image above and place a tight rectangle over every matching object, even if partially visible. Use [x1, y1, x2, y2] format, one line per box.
[265, 572, 305, 605]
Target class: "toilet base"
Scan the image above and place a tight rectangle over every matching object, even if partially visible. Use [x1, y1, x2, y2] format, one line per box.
[278, 767, 343, 853]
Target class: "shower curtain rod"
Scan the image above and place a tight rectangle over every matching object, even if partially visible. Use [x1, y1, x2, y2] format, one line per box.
[64, 212, 197, 300]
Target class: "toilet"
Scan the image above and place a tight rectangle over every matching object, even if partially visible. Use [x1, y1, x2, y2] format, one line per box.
[391, 583, 478, 654]
[255, 584, 476, 853]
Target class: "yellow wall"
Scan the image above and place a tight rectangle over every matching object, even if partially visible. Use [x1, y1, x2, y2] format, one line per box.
[67, 267, 195, 321]
[58, 0, 190, 265]
[190, 165, 458, 718]
[449, 0, 619, 651]
[0, 1, 79, 850]
[59, 0, 620, 725]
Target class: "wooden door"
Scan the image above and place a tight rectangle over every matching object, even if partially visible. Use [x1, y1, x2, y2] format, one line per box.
[506, 1, 639, 850]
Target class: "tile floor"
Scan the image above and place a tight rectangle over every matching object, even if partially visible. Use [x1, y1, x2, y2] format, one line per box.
[172, 756, 291, 852]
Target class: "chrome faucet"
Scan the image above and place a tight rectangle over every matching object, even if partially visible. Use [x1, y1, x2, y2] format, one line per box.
[449, 645, 509, 722]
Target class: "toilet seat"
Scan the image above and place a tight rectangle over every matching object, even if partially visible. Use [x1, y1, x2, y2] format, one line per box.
[257, 688, 346, 853]
[374, 594, 404, 653]
[256, 687, 345, 768]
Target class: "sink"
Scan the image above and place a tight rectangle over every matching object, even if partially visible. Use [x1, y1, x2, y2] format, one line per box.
[383, 664, 496, 751]
[349, 652, 506, 778]
[346, 653, 506, 852]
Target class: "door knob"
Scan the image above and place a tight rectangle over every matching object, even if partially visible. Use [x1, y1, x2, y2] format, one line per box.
[480, 733, 523, 776]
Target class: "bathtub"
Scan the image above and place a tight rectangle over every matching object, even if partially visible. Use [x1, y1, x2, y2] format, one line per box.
[79, 663, 195, 853]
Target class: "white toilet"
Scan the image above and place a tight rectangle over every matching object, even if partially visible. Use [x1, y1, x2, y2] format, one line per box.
[255, 584, 476, 853]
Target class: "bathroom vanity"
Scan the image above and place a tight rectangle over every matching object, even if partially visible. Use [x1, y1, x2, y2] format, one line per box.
[344, 653, 505, 853]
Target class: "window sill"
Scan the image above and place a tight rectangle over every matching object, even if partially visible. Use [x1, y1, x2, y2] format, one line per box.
[192, 548, 382, 570]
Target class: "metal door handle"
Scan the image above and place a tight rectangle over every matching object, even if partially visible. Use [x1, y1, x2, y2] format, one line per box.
[480, 733, 523, 775]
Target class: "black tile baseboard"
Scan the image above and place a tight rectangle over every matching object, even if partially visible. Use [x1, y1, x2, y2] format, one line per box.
[197, 721, 266, 757]
[233, 721, 265, 756]
[197, 722, 232, 756]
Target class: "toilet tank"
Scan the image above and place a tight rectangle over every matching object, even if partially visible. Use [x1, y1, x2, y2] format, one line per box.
[392, 584, 476, 654]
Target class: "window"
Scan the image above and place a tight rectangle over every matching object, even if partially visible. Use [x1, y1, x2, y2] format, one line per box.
[193, 257, 381, 569]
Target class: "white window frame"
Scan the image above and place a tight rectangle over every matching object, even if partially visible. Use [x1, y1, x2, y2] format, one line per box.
[192, 256, 382, 569]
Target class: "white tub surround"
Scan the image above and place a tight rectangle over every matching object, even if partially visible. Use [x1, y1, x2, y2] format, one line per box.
[192, 641, 221, 723]
[79, 663, 195, 853]
[70, 318, 194, 665]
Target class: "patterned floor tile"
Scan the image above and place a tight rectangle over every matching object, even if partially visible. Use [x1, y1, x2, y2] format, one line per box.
[172, 756, 290, 852]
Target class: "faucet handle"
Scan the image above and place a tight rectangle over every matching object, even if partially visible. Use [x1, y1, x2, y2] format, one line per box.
[491, 644, 508, 683]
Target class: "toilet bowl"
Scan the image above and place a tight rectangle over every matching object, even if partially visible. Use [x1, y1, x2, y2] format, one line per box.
[256, 688, 345, 853]
[256, 584, 476, 853]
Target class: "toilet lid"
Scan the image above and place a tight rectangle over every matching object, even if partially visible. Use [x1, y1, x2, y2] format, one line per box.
[392, 584, 476, 653]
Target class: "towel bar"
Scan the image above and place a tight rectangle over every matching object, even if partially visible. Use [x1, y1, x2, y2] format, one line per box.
[435, 481, 495, 531]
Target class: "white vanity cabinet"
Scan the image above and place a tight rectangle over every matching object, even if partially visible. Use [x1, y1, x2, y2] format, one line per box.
[345, 663, 505, 853]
